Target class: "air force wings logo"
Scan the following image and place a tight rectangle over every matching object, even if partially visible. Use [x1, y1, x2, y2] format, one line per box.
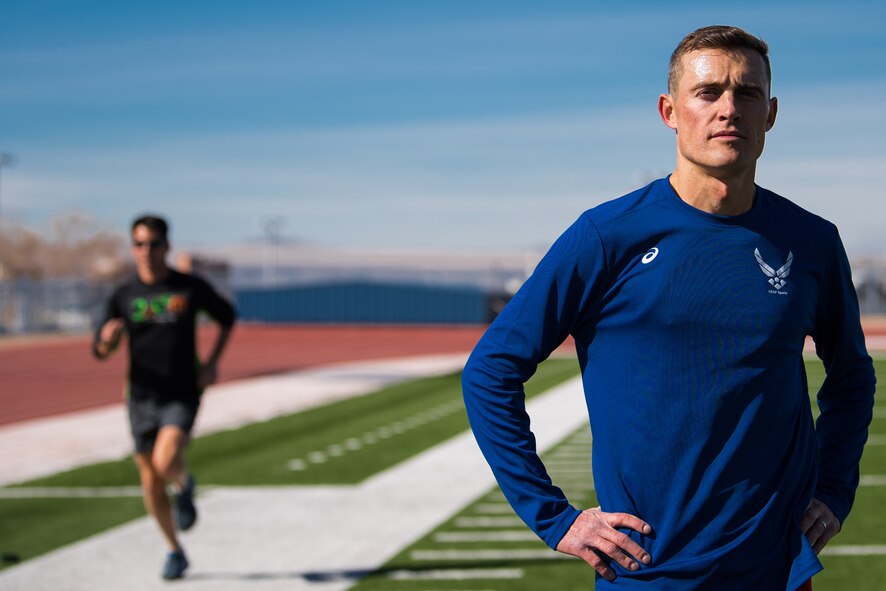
[754, 248, 793, 291]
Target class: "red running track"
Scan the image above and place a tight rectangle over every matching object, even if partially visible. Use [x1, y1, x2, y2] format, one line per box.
[0, 325, 486, 427]
[2, 319, 883, 428]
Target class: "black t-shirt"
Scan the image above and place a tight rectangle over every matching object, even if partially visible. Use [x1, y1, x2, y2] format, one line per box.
[95, 270, 236, 401]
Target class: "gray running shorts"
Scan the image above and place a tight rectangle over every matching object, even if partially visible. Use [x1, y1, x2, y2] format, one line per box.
[127, 397, 199, 454]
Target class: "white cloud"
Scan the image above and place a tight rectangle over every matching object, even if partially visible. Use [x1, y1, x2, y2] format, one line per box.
[5, 77, 884, 254]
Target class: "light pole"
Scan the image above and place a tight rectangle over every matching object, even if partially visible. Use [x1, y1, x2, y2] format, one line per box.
[0, 153, 15, 233]
[260, 216, 285, 287]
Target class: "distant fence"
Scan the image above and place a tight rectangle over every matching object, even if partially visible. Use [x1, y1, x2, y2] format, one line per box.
[2, 268, 884, 335]
[234, 281, 499, 325]
[0, 278, 112, 334]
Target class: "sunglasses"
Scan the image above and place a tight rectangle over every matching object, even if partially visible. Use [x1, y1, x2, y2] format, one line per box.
[132, 239, 166, 250]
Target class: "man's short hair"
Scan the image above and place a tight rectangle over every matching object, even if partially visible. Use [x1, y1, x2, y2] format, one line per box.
[668, 25, 771, 94]
[131, 214, 169, 242]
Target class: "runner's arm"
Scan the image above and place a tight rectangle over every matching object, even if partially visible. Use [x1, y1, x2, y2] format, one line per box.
[92, 291, 125, 360]
[195, 277, 237, 387]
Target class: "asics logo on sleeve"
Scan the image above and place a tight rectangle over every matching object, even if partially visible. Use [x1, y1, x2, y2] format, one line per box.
[755, 248, 793, 292]
[641, 247, 659, 264]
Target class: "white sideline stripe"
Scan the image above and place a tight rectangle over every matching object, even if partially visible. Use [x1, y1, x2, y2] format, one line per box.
[821, 545, 886, 556]
[388, 568, 523, 581]
[873, 408, 886, 419]
[0, 487, 143, 498]
[859, 475, 886, 486]
[434, 531, 538, 542]
[866, 435, 886, 446]
[412, 550, 571, 561]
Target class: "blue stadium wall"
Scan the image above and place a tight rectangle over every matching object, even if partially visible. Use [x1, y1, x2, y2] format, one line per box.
[234, 282, 500, 324]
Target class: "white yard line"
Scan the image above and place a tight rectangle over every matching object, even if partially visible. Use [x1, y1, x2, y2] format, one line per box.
[0, 487, 143, 498]
[433, 531, 538, 543]
[389, 568, 523, 580]
[859, 475, 886, 486]
[821, 545, 886, 556]
[865, 435, 886, 446]
[410, 550, 569, 561]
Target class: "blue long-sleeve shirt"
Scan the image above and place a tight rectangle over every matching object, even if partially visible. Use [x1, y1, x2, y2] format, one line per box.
[463, 178, 876, 590]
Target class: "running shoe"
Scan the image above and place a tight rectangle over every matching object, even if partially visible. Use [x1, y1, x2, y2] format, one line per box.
[161, 549, 188, 580]
[173, 474, 197, 531]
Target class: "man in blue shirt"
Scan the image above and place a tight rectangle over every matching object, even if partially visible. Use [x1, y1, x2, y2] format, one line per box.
[462, 25, 876, 590]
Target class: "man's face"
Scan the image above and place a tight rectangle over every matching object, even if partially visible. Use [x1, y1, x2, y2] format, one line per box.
[131, 224, 169, 276]
[659, 48, 777, 178]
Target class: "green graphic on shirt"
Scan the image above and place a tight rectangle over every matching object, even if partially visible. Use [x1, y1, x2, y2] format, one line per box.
[130, 293, 187, 323]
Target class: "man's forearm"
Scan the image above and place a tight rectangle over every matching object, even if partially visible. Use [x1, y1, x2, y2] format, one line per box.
[204, 325, 233, 367]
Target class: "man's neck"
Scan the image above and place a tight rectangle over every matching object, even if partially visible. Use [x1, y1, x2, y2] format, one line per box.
[669, 165, 757, 216]
[137, 265, 169, 285]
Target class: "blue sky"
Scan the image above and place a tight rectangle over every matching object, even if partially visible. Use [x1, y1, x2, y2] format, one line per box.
[2, 1, 885, 255]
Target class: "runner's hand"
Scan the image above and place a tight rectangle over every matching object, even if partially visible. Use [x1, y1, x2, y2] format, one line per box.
[556, 506, 653, 581]
[801, 498, 841, 554]
[97, 318, 125, 356]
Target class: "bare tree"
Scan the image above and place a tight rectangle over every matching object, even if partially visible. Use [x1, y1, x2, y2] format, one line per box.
[0, 213, 128, 281]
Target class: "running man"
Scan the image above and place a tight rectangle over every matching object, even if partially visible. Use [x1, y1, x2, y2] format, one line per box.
[463, 26, 876, 590]
[93, 214, 236, 580]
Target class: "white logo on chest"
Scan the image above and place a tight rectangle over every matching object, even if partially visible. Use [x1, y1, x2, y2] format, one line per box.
[641, 247, 659, 264]
[754, 248, 793, 291]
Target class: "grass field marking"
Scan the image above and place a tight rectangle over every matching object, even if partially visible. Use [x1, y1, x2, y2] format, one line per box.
[434, 531, 539, 543]
[821, 545, 886, 556]
[865, 435, 886, 446]
[548, 445, 592, 452]
[555, 484, 596, 492]
[873, 408, 886, 419]
[454, 516, 525, 528]
[473, 503, 514, 514]
[544, 469, 593, 477]
[389, 568, 523, 581]
[308, 451, 328, 464]
[547, 460, 591, 467]
[286, 398, 465, 473]
[859, 475, 886, 486]
[410, 550, 571, 561]
[0, 487, 143, 499]
[287, 459, 308, 471]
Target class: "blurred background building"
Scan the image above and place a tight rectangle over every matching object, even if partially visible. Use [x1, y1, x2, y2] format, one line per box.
[1, 227, 884, 335]
[0, 217, 540, 332]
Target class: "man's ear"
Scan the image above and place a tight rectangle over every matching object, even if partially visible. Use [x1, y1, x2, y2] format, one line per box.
[658, 93, 677, 132]
[766, 96, 778, 131]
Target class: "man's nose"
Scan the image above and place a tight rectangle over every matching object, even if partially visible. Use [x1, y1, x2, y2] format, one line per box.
[718, 93, 740, 121]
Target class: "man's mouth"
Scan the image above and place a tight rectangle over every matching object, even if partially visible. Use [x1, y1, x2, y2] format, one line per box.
[712, 130, 745, 139]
